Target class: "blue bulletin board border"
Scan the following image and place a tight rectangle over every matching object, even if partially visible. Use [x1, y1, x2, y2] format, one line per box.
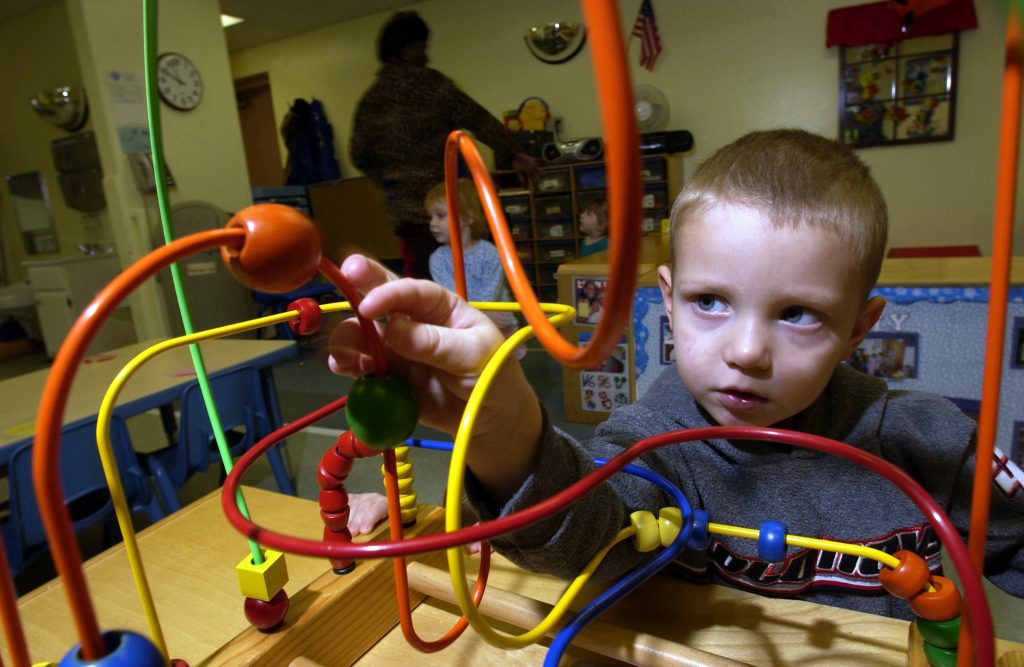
[871, 286, 1024, 305]
[633, 287, 663, 378]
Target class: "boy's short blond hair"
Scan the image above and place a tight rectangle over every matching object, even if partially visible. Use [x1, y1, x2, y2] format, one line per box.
[670, 129, 888, 300]
[424, 179, 487, 241]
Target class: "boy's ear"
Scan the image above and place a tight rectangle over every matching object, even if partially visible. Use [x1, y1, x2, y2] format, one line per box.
[657, 265, 674, 323]
[842, 295, 886, 359]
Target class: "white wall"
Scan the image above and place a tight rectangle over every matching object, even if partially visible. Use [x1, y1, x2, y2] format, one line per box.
[231, 0, 1023, 255]
[65, 0, 253, 338]
[0, 2, 89, 283]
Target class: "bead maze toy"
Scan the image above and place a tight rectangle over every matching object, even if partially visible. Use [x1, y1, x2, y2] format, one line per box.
[2, 1, 1023, 666]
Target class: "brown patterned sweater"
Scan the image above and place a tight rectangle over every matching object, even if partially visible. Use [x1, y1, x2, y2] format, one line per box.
[350, 63, 522, 235]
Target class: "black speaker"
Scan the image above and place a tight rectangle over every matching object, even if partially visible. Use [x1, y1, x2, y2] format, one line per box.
[541, 138, 604, 163]
[639, 130, 694, 155]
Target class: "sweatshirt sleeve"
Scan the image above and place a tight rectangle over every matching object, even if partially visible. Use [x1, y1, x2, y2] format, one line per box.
[464, 400, 684, 582]
[879, 392, 1024, 597]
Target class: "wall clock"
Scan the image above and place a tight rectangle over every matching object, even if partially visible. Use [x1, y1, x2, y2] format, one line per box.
[157, 52, 203, 111]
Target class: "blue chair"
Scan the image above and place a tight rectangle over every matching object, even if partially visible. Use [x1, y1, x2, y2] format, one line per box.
[144, 366, 295, 512]
[1, 415, 164, 578]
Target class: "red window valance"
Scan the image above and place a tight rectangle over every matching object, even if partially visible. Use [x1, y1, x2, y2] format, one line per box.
[826, 0, 977, 47]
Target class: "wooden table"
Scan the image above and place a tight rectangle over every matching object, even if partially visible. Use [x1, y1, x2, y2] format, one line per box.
[10, 488, 1020, 666]
[0, 337, 298, 457]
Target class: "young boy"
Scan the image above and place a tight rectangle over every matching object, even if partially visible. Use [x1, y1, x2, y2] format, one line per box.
[578, 199, 609, 257]
[328, 129, 1023, 619]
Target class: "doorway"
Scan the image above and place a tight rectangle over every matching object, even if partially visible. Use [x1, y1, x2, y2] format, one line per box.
[235, 72, 283, 188]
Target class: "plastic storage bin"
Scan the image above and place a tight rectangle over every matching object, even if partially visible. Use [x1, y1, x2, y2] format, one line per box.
[537, 168, 570, 193]
[535, 195, 573, 218]
[537, 220, 572, 239]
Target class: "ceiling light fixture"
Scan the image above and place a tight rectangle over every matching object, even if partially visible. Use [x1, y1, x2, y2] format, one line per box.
[220, 14, 244, 28]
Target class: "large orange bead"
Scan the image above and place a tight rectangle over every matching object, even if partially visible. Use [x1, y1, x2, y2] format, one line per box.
[909, 576, 963, 621]
[878, 549, 930, 599]
[221, 203, 322, 293]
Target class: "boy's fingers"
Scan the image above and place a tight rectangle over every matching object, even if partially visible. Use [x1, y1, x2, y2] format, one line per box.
[340, 254, 399, 296]
[384, 314, 502, 375]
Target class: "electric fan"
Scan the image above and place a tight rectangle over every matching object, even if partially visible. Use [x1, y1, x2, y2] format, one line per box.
[633, 84, 669, 133]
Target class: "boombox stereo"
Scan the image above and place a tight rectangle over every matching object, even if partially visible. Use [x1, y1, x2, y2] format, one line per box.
[542, 138, 604, 163]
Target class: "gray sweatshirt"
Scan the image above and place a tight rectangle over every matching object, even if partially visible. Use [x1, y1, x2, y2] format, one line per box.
[467, 364, 1024, 618]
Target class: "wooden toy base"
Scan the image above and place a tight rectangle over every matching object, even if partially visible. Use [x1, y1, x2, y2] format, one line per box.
[9, 488, 1024, 666]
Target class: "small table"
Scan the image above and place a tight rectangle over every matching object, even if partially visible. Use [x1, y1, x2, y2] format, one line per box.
[0, 337, 298, 462]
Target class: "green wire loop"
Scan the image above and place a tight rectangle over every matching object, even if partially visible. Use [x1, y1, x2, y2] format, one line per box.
[142, 0, 262, 564]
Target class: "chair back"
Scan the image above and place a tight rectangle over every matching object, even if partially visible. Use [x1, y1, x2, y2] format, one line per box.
[3, 415, 151, 574]
[177, 366, 271, 475]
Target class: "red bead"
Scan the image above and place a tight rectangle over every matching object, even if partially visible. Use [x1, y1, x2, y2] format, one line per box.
[319, 488, 349, 513]
[170, 660, 190, 667]
[879, 550, 931, 599]
[221, 203, 321, 293]
[323, 526, 354, 572]
[320, 508, 350, 532]
[243, 589, 289, 631]
[909, 576, 963, 621]
[335, 430, 379, 459]
[316, 463, 344, 491]
[287, 297, 323, 335]
[320, 448, 355, 480]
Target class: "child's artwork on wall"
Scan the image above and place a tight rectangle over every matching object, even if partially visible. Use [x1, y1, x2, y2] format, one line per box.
[1012, 316, 1024, 369]
[1012, 421, 1024, 469]
[847, 331, 919, 380]
[578, 332, 629, 412]
[660, 315, 674, 365]
[839, 34, 957, 147]
[574, 277, 606, 325]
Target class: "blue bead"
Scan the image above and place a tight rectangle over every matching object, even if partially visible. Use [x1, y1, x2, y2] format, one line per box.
[758, 520, 788, 562]
[60, 630, 164, 667]
[687, 509, 710, 549]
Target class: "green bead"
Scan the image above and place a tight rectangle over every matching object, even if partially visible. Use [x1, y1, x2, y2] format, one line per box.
[922, 640, 957, 667]
[916, 616, 961, 650]
[345, 373, 419, 450]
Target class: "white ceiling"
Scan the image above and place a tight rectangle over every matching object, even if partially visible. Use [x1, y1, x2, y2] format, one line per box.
[0, 0, 411, 52]
[218, 0, 411, 52]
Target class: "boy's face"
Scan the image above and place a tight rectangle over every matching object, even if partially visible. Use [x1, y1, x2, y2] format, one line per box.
[579, 211, 603, 238]
[658, 204, 884, 427]
[427, 200, 451, 245]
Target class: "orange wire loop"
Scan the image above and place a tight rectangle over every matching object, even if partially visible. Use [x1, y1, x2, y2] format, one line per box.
[32, 228, 245, 660]
[443, 0, 641, 369]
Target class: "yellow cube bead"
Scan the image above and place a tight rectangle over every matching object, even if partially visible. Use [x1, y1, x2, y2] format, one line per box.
[236, 549, 289, 602]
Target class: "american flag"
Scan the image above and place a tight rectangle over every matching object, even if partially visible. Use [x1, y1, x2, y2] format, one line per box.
[632, 0, 662, 71]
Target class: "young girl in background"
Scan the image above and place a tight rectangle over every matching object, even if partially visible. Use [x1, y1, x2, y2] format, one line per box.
[425, 179, 520, 340]
[578, 199, 609, 257]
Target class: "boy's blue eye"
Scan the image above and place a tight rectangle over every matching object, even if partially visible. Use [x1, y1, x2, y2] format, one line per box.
[781, 306, 818, 325]
[694, 294, 725, 313]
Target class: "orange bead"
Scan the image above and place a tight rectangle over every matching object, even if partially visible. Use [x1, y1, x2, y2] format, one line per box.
[221, 203, 321, 293]
[879, 549, 931, 599]
[909, 576, 963, 621]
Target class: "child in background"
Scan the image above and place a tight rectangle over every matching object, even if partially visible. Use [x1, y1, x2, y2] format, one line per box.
[329, 129, 1023, 617]
[425, 179, 520, 341]
[578, 199, 609, 257]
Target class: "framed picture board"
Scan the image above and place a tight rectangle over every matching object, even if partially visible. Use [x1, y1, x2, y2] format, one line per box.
[839, 34, 958, 147]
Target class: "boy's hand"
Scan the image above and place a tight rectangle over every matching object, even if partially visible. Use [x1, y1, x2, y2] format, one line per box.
[347, 492, 389, 537]
[327, 255, 542, 501]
